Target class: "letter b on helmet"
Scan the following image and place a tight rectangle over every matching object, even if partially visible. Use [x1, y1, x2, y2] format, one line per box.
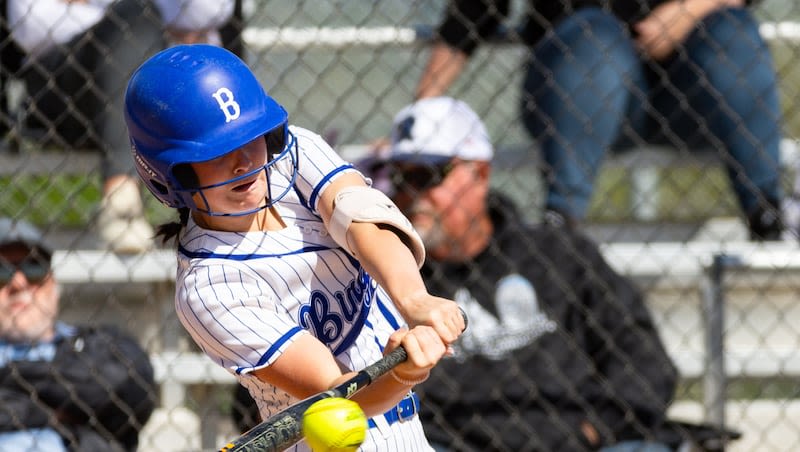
[212, 87, 241, 123]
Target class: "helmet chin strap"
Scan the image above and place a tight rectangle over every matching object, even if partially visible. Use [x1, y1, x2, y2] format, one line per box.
[187, 131, 299, 217]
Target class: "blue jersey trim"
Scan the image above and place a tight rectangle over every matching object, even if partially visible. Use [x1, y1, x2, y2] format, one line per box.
[179, 244, 331, 260]
[376, 292, 401, 331]
[307, 164, 354, 211]
[236, 326, 304, 374]
[295, 185, 311, 211]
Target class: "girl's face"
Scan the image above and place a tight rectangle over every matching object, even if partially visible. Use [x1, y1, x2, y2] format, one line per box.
[190, 137, 270, 216]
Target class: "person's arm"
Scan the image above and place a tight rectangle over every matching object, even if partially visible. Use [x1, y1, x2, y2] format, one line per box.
[0, 387, 52, 430]
[183, 260, 450, 419]
[415, 42, 469, 99]
[46, 327, 155, 449]
[253, 324, 446, 417]
[317, 172, 465, 345]
[634, 0, 745, 60]
[415, 0, 510, 99]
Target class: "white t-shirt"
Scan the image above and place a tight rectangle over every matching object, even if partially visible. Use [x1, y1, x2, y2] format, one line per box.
[152, 0, 234, 31]
[7, 0, 235, 56]
[8, 0, 113, 56]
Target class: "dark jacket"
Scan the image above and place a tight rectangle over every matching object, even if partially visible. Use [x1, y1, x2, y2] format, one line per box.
[417, 192, 678, 451]
[436, 0, 754, 55]
[0, 325, 156, 451]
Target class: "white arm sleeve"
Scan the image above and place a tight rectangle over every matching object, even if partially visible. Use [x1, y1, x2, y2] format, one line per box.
[329, 186, 426, 268]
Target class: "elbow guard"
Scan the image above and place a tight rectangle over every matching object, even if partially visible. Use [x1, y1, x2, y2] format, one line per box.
[329, 186, 426, 268]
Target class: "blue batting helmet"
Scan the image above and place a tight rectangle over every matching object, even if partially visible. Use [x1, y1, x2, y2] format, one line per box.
[124, 44, 297, 215]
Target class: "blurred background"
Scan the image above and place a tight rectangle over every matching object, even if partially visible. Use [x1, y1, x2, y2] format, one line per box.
[2, 0, 800, 450]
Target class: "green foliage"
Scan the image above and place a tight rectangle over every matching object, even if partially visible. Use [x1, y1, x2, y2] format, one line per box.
[588, 167, 740, 223]
[0, 175, 101, 227]
[0, 174, 173, 228]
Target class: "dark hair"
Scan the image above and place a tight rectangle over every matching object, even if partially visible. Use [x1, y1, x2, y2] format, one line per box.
[155, 208, 190, 246]
[173, 164, 199, 189]
[154, 162, 198, 246]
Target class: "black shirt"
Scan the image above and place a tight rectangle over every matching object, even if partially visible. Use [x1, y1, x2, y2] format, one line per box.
[417, 192, 677, 451]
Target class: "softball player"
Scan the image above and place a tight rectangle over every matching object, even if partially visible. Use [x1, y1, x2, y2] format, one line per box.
[124, 44, 464, 451]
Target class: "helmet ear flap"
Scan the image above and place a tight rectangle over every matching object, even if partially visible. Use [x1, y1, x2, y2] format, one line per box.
[173, 164, 199, 190]
[265, 125, 286, 159]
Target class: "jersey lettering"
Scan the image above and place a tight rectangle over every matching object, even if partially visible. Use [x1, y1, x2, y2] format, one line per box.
[212, 87, 241, 122]
[334, 275, 365, 321]
[299, 272, 371, 347]
[301, 291, 344, 343]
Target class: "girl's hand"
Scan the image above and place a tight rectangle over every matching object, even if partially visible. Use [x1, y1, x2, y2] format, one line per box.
[384, 326, 448, 383]
[634, 1, 699, 60]
[397, 291, 465, 347]
[634, 0, 744, 61]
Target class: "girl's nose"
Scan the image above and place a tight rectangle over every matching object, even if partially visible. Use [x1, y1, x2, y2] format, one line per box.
[232, 149, 254, 174]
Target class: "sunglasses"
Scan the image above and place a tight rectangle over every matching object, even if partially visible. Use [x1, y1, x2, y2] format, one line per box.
[389, 161, 455, 192]
[0, 259, 51, 285]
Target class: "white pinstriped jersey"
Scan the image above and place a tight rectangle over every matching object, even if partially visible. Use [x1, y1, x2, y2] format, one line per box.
[174, 126, 433, 452]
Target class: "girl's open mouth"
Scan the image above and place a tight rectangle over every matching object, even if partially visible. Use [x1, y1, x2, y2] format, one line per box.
[233, 179, 256, 192]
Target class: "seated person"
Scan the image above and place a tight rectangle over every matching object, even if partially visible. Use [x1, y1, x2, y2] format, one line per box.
[416, 0, 785, 240]
[5, 0, 236, 253]
[377, 96, 739, 451]
[0, 217, 156, 451]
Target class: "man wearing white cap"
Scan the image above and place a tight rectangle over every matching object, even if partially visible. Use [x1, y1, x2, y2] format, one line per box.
[380, 97, 738, 451]
[386, 97, 494, 260]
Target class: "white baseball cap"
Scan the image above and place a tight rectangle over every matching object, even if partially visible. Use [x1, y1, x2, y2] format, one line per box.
[389, 97, 493, 164]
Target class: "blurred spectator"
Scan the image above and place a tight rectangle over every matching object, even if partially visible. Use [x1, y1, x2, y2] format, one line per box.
[416, 0, 785, 240]
[152, 0, 236, 47]
[5, 0, 236, 253]
[0, 217, 156, 451]
[378, 97, 739, 451]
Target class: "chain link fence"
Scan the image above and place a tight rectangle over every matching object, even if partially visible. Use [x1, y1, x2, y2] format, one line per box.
[2, 0, 800, 451]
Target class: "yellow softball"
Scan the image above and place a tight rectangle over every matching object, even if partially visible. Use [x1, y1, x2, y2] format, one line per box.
[302, 397, 368, 452]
